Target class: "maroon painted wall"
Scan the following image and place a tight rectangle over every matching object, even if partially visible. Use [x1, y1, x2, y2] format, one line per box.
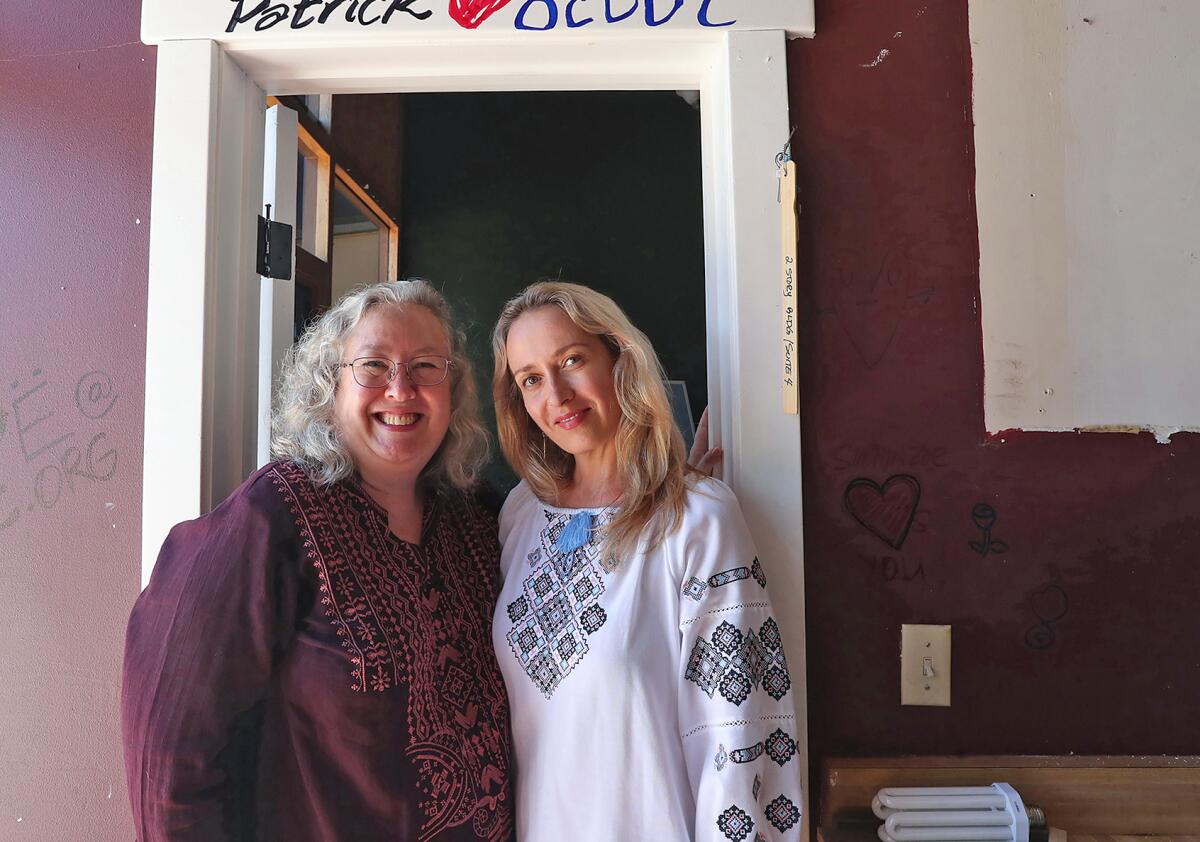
[787, 0, 1200, 788]
[0, 1, 154, 837]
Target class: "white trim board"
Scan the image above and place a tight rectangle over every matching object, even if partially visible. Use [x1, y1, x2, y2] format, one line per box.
[142, 0, 814, 42]
[140, 27, 810, 830]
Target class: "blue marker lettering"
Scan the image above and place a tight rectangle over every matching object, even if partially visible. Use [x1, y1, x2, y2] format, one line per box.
[697, 0, 733, 27]
[604, 0, 636, 23]
[566, 0, 592, 27]
[515, 0, 558, 29]
[645, 0, 683, 26]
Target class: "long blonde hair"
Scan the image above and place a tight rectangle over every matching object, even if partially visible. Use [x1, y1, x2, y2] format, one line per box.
[272, 279, 489, 490]
[492, 282, 696, 564]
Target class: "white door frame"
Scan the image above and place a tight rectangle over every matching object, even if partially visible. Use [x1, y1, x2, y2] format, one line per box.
[141, 29, 810, 823]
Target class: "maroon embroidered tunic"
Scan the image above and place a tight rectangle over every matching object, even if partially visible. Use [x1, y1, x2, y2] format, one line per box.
[121, 461, 513, 842]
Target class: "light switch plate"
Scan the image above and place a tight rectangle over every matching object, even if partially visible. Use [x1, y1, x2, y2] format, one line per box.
[901, 624, 951, 706]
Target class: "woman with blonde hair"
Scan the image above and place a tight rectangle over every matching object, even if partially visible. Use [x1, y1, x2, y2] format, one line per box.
[122, 280, 513, 842]
[491, 282, 802, 841]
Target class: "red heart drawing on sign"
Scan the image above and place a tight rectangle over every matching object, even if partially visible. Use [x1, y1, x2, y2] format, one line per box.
[844, 474, 921, 549]
[449, 0, 513, 28]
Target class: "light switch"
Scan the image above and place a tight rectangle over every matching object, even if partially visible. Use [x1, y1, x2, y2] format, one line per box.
[901, 624, 951, 706]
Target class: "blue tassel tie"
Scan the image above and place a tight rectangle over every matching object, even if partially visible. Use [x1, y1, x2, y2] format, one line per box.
[555, 510, 595, 555]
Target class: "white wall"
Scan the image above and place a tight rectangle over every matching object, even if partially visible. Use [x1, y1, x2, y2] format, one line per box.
[970, 0, 1200, 440]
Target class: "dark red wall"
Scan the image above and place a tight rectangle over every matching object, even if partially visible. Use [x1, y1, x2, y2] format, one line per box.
[787, 0, 1200, 784]
[1, 1, 154, 837]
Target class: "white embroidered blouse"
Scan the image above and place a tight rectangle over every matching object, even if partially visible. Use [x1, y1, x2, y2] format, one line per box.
[492, 477, 802, 842]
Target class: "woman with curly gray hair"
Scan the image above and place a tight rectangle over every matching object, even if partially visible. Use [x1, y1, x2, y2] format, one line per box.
[122, 280, 514, 842]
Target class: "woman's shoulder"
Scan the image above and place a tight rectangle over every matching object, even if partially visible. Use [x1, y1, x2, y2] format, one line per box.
[681, 475, 742, 521]
[498, 479, 537, 520]
[234, 460, 316, 515]
[497, 480, 542, 546]
[154, 462, 305, 577]
[172, 461, 308, 536]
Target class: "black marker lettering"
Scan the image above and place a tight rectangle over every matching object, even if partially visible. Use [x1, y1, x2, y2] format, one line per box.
[358, 0, 382, 24]
[382, 0, 433, 22]
[256, 2, 292, 30]
[291, 0, 324, 27]
[318, 0, 348, 23]
[227, 0, 270, 31]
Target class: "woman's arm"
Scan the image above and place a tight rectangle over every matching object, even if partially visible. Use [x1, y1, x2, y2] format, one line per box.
[121, 477, 300, 841]
[676, 480, 803, 842]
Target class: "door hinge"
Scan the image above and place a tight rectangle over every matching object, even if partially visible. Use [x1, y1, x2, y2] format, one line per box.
[257, 204, 293, 280]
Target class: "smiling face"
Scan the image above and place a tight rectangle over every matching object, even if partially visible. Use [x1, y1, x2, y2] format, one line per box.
[332, 304, 453, 490]
[505, 305, 623, 472]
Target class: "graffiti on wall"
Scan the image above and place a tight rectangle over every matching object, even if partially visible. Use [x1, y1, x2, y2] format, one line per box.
[968, 502, 1009, 556]
[844, 473, 921, 550]
[0, 368, 119, 535]
[832, 249, 936, 371]
[829, 443, 949, 473]
[1023, 584, 1069, 651]
[857, 550, 927, 585]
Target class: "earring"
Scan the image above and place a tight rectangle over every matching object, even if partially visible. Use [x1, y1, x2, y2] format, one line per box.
[542, 434, 547, 460]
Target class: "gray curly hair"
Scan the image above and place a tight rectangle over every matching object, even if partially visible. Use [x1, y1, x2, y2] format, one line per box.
[270, 279, 489, 490]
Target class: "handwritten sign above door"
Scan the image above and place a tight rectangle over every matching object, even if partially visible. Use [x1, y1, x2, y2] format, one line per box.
[142, 0, 814, 42]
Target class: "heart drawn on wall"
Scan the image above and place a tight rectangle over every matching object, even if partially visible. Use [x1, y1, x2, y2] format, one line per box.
[843, 474, 921, 549]
[832, 251, 908, 370]
[448, 0, 513, 28]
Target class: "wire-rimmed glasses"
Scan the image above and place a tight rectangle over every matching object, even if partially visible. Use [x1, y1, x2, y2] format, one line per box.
[337, 356, 454, 388]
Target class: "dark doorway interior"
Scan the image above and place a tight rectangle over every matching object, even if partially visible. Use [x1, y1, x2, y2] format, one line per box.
[400, 90, 707, 493]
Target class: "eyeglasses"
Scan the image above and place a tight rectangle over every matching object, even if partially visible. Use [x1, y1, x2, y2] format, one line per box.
[337, 356, 454, 388]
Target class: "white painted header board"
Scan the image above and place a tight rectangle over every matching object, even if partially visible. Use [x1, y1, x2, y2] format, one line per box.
[142, 0, 813, 43]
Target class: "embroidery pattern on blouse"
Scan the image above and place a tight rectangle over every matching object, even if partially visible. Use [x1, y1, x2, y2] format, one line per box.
[714, 726, 798, 775]
[717, 804, 754, 841]
[682, 556, 767, 602]
[269, 463, 512, 842]
[765, 794, 802, 833]
[685, 617, 792, 706]
[764, 727, 798, 765]
[505, 507, 611, 698]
